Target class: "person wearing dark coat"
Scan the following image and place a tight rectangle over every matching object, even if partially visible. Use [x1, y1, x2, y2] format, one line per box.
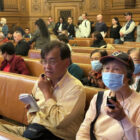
[91, 31, 106, 48]
[66, 17, 75, 39]
[13, 31, 30, 56]
[0, 42, 29, 75]
[53, 17, 67, 36]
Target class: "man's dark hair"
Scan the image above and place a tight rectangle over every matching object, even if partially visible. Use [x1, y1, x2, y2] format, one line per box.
[90, 49, 108, 58]
[41, 40, 71, 60]
[93, 31, 104, 41]
[0, 42, 15, 55]
[58, 34, 69, 43]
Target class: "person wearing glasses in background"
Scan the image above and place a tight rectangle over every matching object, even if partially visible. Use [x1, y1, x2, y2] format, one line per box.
[128, 48, 140, 92]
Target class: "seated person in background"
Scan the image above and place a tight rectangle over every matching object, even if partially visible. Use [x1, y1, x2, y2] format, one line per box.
[0, 42, 29, 75]
[53, 17, 67, 36]
[68, 58, 84, 81]
[77, 51, 140, 140]
[0, 32, 9, 45]
[110, 17, 122, 44]
[57, 34, 72, 51]
[7, 31, 13, 40]
[91, 31, 106, 48]
[128, 48, 140, 92]
[0, 40, 86, 140]
[13, 31, 30, 56]
[82, 49, 107, 88]
[120, 12, 135, 42]
[23, 27, 32, 39]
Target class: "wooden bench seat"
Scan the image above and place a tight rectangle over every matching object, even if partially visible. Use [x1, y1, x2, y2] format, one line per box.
[69, 40, 92, 47]
[0, 71, 104, 124]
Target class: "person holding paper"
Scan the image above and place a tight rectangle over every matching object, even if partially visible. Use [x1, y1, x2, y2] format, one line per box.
[0, 40, 86, 140]
[0, 42, 29, 75]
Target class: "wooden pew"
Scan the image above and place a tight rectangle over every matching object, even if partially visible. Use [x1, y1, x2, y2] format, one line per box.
[72, 53, 90, 64]
[74, 37, 114, 44]
[28, 49, 91, 64]
[77, 63, 91, 77]
[69, 40, 92, 47]
[24, 58, 44, 77]
[0, 72, 37, 125]
[28, 49, 41, 59]
[104, 38, 114, 44]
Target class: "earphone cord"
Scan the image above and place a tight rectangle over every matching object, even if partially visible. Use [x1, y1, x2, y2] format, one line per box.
[120, 93, 125, 140]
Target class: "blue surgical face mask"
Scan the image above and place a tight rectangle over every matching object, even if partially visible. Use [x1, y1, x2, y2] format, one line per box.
[134, 64, 140, 75]
[91, 60, 102, 72]
[102, 72, 124, 91]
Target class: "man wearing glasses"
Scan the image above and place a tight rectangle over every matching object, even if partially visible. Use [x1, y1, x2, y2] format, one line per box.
[0, 40, 86, 140]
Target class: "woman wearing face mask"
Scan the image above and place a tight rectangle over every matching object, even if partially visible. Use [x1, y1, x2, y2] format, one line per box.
[128, 48, 140, 92]
[77, 51, 140, 140]
[81, 49, 107, 88]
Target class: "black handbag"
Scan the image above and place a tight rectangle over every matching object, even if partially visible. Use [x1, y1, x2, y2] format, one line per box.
[90, 91, 104, 140]
[23, 123, 63, 140]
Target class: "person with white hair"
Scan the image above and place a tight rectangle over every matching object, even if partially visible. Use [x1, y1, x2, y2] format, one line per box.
[1, 18, 8, 37]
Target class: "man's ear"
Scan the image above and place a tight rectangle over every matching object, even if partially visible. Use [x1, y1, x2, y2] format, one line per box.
[65, 58, 70, 68]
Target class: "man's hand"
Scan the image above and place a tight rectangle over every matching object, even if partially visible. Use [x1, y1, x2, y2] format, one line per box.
[38, 74, 54, 100]
[25, 98, 39, 115]
[105, 99, 126, 121]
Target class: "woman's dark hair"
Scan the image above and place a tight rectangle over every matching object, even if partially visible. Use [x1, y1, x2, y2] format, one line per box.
[93, 31, 104, 41]
[112, 17, 120, 26]
[58, 34, 69, 43]
[41, 40, 71, 60]
[59, 17, 65, 23]
[0, 42, 15, 55]
[90, 49, 108, 58]
[35, 18, 50, 39]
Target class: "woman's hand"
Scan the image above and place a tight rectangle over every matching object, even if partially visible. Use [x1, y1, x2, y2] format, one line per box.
[105, 99, 126, 121]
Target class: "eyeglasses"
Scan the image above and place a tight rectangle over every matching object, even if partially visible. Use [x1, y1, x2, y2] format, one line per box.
[41, 59, 57, 66]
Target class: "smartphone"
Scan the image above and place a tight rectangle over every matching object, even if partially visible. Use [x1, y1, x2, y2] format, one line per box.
[41, 74, 45, 78]
[107, 96, 116, 109]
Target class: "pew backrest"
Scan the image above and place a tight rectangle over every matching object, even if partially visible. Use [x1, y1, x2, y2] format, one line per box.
[0, 72, 38, 125]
